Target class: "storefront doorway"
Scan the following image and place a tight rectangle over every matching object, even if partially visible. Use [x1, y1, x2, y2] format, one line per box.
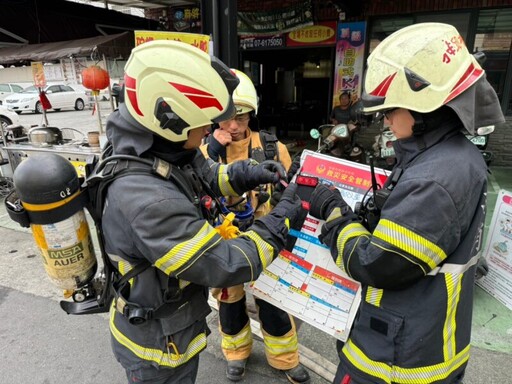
[241, 47, 333, 138]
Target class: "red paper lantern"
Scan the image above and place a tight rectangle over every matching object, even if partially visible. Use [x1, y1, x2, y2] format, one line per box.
[82, 65, 110, 95]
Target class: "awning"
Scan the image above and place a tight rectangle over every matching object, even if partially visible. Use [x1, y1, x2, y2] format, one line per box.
[0, 32, 134, 65]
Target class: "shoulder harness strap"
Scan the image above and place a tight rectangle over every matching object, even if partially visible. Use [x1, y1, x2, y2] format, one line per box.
[86, 154, 197, 223]
[259, 130, 280, 162]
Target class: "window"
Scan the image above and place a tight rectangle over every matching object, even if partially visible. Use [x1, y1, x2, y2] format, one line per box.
[368, 17, 413, 54]
[474, 8, 512, 114]
[416, 12, 470, 42]
[47, 86, 60, 93]
[0, 84, 9, 92]
[12, 85, 23, 92]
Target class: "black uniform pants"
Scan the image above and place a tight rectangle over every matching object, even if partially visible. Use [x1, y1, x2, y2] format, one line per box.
[219, 295, 293, 336]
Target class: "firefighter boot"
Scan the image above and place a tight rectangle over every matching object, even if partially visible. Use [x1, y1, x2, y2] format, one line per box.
[283, 364, 311, 384]
[226, 359, 247, 382]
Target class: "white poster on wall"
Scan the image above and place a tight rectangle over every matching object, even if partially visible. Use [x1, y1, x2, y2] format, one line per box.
[477, 189, 512, 311]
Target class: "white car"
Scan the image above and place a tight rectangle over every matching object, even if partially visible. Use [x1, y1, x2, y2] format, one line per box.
[0, 83, 24, 105]
[0, 104, 20, 129]
[4, 84, 88, 114]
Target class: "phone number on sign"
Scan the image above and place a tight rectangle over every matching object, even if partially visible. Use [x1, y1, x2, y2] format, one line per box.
[248, 37, 284, 49]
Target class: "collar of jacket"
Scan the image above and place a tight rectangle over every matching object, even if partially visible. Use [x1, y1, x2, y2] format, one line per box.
[107, 103, 197, 166]
[393, 118, 462, 167]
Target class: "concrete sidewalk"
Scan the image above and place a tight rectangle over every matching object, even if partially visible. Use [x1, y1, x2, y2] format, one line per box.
[1, 197, 512, 384]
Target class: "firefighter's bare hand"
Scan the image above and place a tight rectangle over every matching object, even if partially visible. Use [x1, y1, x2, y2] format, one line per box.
[213, 128, 232, 146]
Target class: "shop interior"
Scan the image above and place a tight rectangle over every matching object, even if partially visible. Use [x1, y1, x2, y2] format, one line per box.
[241, 47, 334, 139]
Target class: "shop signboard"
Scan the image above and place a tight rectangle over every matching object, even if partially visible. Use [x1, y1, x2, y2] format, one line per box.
[332, 22, 366, 109]
[477, 189, 512, 311]
[240, 21, 336, 50]
[286, 21, 336, 47]
[239, 34, 285, 50]
[237, 0, 313, 36]
[169, 6, 201, 33]
[134, 31, 209, 53]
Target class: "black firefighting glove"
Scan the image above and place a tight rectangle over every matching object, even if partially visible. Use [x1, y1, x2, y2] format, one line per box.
[244, 159, 287, 190]
[309, 183, 349, 221]
[206, 133, 226, 162]
[310, 184, 359, 248]
[252, 183, 303, 249]
[270, 153, 302, 206]
[288, 152, 302, 179]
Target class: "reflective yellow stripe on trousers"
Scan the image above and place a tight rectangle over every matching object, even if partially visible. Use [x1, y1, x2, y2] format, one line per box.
[263, 327, 298, 356]
[221, 322, 253, 351]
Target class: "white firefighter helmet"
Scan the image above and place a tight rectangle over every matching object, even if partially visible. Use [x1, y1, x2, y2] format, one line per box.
[362, 23, 484, 114]
[123, 40, 238, 142]
[231, 69, 258, 115]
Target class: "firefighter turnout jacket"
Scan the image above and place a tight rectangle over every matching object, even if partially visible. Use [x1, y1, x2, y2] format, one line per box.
[321, 118, 487, 384]
[101, 107, 290, 372]
[200, 128, 299, 369]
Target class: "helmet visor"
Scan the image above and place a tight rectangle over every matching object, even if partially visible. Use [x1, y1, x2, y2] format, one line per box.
[210, 56, 239, 124]
[212, 96, 236, 123]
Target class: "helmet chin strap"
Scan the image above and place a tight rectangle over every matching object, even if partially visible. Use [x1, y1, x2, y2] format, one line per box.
[410, 110, 427, 150]
[410, 111, 426, 136]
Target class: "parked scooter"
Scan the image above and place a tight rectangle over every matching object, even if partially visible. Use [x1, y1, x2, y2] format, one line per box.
[465, 125, 494, 166]
[371, 123, 397, 170]
[310, 122, 365, 163]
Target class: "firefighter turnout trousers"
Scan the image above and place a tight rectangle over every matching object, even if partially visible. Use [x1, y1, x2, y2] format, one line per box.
[212, 286, 299, 370]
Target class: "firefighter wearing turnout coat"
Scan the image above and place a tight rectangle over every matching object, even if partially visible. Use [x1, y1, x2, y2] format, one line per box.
[200, 69, 310, 384]
[101, 40, 303, 384]
[308, 23, 505, 384]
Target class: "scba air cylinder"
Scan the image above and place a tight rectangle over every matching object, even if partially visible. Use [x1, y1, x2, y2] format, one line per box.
[13, 154, 97, 290]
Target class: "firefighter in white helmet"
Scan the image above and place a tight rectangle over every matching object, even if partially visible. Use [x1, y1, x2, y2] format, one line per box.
[308, 23, 504, 384]
[101, 40, 303, 383]
[201, 69, 310, 383]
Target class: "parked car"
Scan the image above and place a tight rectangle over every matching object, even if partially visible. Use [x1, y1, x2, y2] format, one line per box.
[0, 104, 20, 129]
[0, 83, 24, 105]
[4, 84, 88, 114]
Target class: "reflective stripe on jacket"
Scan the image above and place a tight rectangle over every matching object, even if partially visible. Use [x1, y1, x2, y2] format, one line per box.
[102, 151, 284, 371]
[322, 122, 488, 384]
[202, 128, 298, 369]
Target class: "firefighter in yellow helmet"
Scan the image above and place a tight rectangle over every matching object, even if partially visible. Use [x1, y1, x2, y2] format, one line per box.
[101, 40, 304, 383]
[200, 69, 310, 383]
[309, 23, 505, 384]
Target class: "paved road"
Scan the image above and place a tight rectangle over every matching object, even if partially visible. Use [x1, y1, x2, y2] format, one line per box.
[13, 99, 114, 136]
